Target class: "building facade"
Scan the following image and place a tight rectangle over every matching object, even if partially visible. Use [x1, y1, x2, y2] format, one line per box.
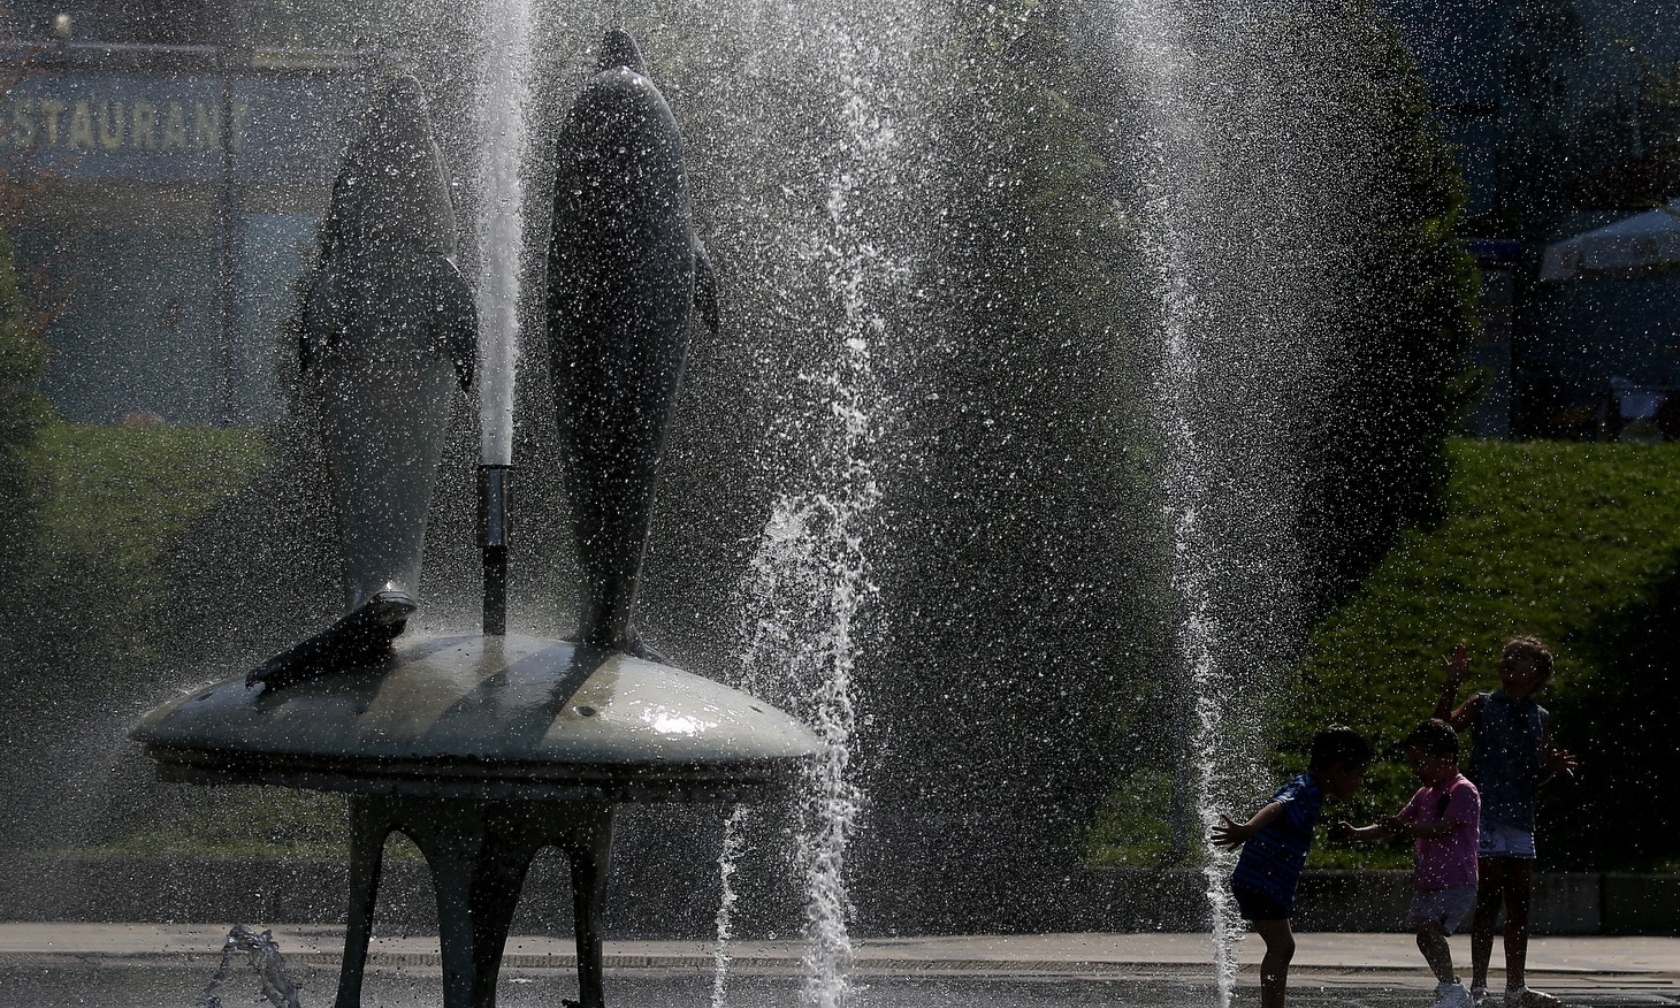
[5, 0, 358, 424]
[1389, 0, 1680, 437]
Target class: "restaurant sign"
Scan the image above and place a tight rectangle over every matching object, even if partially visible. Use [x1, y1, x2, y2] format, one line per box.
[0, 71, 352, 183]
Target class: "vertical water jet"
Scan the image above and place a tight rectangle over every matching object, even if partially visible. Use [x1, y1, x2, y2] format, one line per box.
[474, 0, 533, 635]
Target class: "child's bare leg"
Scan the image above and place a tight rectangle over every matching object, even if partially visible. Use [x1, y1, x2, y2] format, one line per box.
[1502, 859, 1535, 991]
[1416, 918, 1456, 984]
[1472, 858, 1506, 990]
[1252, 918, 1295, 1008]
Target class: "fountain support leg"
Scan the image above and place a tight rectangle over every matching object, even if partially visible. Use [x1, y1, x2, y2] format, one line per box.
[569, 806, 615, 1008]
[332, 794, 616, 1008]
[334, 801, 390, 1008]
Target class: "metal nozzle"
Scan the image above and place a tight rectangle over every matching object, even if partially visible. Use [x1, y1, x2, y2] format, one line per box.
[478, 464, 511, 635]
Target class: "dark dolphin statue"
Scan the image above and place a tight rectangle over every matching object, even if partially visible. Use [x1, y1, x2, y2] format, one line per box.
[547, 29, 718, 657]
[250, 74, 476, 690]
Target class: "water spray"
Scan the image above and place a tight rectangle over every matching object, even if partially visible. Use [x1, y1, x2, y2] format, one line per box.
[478, 463, 511, 634]
[473, 0, 531, 636]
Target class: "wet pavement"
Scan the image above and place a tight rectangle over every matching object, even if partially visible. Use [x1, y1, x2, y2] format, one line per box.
[0, 926, 1674, 1007]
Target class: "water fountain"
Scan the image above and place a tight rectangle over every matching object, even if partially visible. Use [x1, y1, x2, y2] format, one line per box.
[0, 0, 1494, 1005]
[131, 28, 819, 1008]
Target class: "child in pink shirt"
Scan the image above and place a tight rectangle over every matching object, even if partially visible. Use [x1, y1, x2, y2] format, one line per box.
[1335, 719, 1482, 1008]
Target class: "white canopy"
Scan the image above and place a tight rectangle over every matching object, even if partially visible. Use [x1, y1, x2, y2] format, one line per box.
[1540, 199, 1680, 283]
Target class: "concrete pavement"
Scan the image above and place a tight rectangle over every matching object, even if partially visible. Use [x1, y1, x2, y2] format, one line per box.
[0, 925, 1674, 999]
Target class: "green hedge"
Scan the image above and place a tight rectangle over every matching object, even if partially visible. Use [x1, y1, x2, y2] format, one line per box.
[1093, 438, 1680, 871]
[36, 421, 268, 577]
[5, 420, 270, 674]
[1284, 437, 1680, 870]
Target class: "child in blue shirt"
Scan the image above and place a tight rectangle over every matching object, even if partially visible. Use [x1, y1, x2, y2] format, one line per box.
[1215, 726, 1374, 1008]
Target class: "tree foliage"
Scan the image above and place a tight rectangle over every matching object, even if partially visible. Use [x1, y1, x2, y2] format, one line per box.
[852, 0, 1163, 929]
[0, 228, 52, 619]
[860, 0, 1483, 920]
[1288, 1, 1483, 611]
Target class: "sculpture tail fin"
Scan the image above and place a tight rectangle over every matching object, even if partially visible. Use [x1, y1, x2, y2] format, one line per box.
[247, 592, 415, 691]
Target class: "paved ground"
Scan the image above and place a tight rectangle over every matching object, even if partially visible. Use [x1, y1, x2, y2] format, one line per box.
[0, 925, 1674, 1006]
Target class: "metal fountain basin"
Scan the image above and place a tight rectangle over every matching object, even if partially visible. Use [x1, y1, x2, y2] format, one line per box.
[132, 632, 819, 802]
[132, 633, 816, 1008]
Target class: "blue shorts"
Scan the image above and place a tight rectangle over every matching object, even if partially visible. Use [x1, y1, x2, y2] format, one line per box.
[1478, 821, 1536, 859]
[1231, 882, 1292, 921]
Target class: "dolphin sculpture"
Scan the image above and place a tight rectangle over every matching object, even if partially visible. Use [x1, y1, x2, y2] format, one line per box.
[547, 29, 718, 657]
[250, 74, 476, 690]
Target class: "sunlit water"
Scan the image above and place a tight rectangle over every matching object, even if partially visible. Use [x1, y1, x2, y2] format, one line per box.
[700, 2, 940, 1006]
[7, 3, 1373, 1008]
[195, 925, 301, 1008]
[1097, 0, 1350, 1002]
[725, 479, 882, 1008]
[473, 0, 533, 466]
[711, 805, 753, 1008]
[1105, 3, 1242, 996]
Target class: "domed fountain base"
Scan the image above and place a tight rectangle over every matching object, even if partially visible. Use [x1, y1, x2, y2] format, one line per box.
[131, 633, 818, 1008]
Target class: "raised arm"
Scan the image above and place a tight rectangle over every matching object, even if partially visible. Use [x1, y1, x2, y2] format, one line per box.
[1212, 801, 1285, 849]
[1337, 810, 1459, 842]
[1435, 644, 1481, 732]
[1329, 820, 1392, 844]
